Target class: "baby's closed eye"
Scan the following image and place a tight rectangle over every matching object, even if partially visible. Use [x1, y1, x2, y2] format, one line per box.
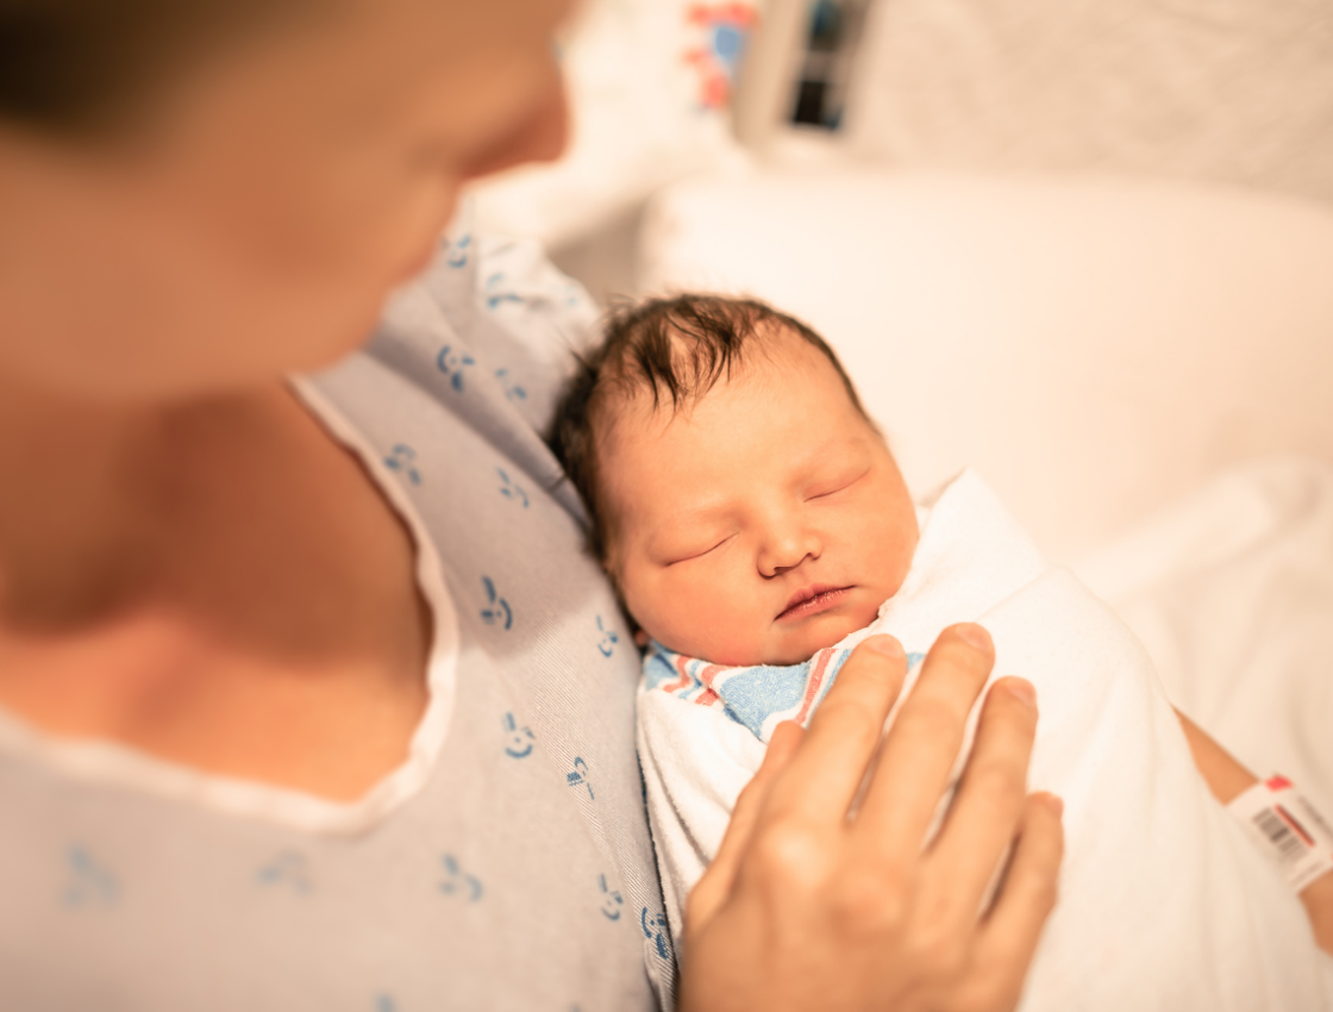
[662, 533, 735, 566]
[805, 464, 871, 501]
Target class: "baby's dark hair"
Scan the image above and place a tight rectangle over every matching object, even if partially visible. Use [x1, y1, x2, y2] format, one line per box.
[548, 293, 872, 562]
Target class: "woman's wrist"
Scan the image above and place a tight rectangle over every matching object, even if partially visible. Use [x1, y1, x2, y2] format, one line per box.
[1299, 870, 1333, 956]
[1174, 708, 1333, 956]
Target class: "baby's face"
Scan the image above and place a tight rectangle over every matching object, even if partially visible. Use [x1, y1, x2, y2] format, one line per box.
[600, 331, 919, 666]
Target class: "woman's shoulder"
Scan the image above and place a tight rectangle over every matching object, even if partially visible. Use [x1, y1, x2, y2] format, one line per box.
[367, 204, 603, 439]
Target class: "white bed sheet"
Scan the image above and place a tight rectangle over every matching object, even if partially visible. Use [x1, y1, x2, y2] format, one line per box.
[1075, 456, 1333, 819]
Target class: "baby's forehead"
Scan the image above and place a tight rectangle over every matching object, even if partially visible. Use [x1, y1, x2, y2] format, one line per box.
[598, 336, 866, 485]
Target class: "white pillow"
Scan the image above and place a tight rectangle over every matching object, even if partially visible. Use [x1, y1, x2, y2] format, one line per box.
[467, 0, 760, 249]
[636, 170, 1333, 561]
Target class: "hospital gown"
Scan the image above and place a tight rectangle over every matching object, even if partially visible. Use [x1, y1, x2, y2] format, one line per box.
[0, 212, 674, 1011]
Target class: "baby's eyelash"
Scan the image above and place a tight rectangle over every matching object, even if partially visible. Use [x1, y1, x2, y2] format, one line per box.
[809, 485, 848, 499]
[809, 479, 854, 500]
[667, 536, 730, 565]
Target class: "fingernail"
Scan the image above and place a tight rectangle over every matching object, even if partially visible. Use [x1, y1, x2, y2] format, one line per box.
[864, 634, 905, 659]
[1036, 792, 1064, 817]
[956, 622, 992, 651]
[1005, 678, 1037, 710]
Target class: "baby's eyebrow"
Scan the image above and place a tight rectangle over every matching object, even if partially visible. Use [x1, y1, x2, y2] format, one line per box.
[644, 504, 730, 552]
[766, 441, 868, 491]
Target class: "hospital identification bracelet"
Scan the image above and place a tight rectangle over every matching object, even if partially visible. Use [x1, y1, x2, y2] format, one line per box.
[1226, 775, 1333, 893]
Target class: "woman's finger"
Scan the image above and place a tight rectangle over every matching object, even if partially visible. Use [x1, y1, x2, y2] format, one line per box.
[855, 624, 996, 856]
[918, 677, 1040, 932]
[759, 635, 908, 827]
[970, 792, 1065, 1009]
[685, 720, 805, 936]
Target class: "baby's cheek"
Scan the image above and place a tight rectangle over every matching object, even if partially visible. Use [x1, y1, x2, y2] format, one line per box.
[635, 572, 759, 663]
[667, 585, 731, 654]
[863, 518, 917, 600]
[623, 572, 705, 650]
[849, 594, 883, 631]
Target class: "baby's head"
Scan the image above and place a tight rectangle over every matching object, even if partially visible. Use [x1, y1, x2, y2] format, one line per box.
[551, 295, 919, 666]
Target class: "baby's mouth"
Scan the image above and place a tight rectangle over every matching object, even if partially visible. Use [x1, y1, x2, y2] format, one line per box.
[776, 585, 852, 622]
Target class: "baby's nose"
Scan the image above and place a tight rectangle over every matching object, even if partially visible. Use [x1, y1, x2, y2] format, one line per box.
[758, 526, 821, 578]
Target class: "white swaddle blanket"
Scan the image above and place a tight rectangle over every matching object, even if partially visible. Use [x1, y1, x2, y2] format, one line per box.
[637, 470, 1329, 1011]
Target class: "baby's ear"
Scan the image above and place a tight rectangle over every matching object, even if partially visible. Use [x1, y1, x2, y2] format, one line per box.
[634, 629, 650, 647]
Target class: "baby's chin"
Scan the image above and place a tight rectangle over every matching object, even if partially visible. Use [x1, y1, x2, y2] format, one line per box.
[645, 603, 879, 666]
[691, 614, 872, 667]
[762, 603, 882, 665]
[767, 602, 890, 664]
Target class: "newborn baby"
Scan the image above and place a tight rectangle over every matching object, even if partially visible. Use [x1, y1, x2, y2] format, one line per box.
[549, 295, 1329, 1011]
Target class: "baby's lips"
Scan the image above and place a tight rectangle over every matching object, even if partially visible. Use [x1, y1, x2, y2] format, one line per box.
[775, 584, 852, 621]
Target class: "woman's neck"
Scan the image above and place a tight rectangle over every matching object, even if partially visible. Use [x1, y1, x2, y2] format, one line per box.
[0, 371, 180, 632]
[0, 371, 432, 799]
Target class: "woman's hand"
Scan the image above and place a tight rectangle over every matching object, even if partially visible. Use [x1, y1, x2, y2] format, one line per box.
[680, 623, 1064, 1012]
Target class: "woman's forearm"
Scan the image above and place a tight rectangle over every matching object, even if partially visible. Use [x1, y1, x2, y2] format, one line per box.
[1175, 708, 1333, 955]
[1175, 708, 1257, 803]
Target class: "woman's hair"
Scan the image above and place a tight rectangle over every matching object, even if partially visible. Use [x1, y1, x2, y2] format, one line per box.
[548, 293, 874, 562]
[0, 0, 299, 136]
